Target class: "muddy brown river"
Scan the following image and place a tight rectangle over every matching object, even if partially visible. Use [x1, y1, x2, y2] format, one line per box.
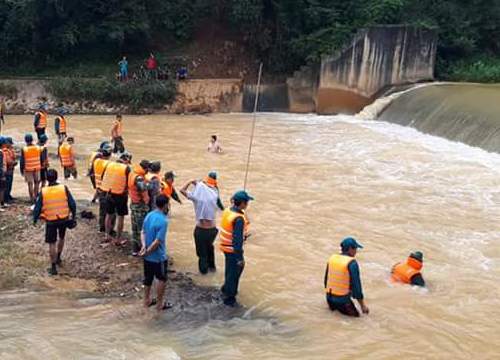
[1, 112, 500, 359]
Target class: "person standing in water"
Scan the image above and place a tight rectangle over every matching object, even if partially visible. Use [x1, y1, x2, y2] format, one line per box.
[391, 251, 425, 287]
[219, 190, 253, 306]
[180, 172, 225, 274]
[140, 194, 171, 313]
[37, 134, 50, 188]
[33, 169, 77, 275]
[54, 108, 68, 145]
[111, 114, 125, 154]
[59, 137, 77, 180]
[324, 237, 369, 317]
[33, 104, 48, 142]
[207, 135, 222, 153]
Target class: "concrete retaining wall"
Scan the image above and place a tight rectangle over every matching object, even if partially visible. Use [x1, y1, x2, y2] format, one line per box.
[318, 26, 437, 114]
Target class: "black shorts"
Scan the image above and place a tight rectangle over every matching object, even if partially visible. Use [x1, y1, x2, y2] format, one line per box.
[106, 193, 129, 216]
[143, 259, 168, 286]
[45, 221, 68, 244]
[40, 168, 48, 182]
[0, 178, 6, 190]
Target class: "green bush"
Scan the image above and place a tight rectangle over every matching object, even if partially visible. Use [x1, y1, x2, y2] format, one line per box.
[0, 81, 18, 98]
[47, 78, 177, 111]
[444, 57, 500, 83]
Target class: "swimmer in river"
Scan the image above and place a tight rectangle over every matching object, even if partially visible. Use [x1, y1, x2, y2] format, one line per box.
[207, 135, 222, 153]
[391, 251, 425, 287]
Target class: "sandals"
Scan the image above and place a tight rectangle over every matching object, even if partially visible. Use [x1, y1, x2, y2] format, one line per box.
[147, 298, 173, 310]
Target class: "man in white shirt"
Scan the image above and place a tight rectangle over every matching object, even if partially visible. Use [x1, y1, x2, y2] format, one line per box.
[180, 171, 224, 274]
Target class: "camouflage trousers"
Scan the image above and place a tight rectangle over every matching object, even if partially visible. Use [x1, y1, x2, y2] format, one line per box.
[130, 202, 149, 252]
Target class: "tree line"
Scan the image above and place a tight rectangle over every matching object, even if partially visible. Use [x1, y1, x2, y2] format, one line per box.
[0, 0, 498, 80]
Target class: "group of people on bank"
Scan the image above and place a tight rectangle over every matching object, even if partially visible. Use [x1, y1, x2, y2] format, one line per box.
[1, 106, 426, 316]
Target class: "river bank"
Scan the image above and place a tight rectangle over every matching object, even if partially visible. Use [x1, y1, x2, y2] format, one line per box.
[0, 198, 222, 308]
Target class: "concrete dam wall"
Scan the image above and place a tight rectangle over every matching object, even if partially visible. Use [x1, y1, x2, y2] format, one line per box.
[317, 26, 437, 114]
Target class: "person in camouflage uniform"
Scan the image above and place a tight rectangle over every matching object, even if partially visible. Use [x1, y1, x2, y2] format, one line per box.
[129, 159, 150, 256]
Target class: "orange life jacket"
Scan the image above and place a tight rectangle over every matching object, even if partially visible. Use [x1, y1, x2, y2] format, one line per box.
[326, 254, 354, 296]
[23, 145, 42, 171]
[219, 208, 249, 254]
[204, 176, 217, 188]
[57, 115, 67, 133]
[5, 148, 15, 170]
[36, 111, 47, 129]
[128, 165, 149, 204]
[100, 161, 128, 195]
[59, 143, 74, 167]
[160, 180, 174, 198]
[391, 257, 423, 284]
[41, 184, 70, 221]
[94, 158, 110, 190]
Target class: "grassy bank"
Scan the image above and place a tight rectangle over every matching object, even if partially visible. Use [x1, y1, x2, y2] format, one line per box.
[47, 77, 177, 112]
[438, 56, 500, 83]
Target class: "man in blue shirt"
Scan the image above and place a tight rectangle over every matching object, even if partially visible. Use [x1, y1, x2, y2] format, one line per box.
[140, 194, 170, 313]
[324, 237, 369, 317]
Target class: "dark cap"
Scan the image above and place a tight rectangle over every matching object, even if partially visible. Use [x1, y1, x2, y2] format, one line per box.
[340, 237, 363, 251]
[232, 190, 254, 202]
[139, 159, 151, 170]
[410, 251, 423, 262]
[119, 151, 132, 161]
[208, 171, 217, 180]
[165, 171, 176, 179]
[25, 133, 33, 143]
[67, 136, 74, 142]
[150, 161, 161, 173]
[39, 134, 48, 144]
[5, 137, 13, 145]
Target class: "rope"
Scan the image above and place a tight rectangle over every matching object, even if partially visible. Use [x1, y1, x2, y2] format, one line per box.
[243, 63, 263, 190]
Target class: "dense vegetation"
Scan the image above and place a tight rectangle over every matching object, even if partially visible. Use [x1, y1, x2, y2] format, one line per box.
[0, 0, 498, 81]
[47, 78, 177, 111]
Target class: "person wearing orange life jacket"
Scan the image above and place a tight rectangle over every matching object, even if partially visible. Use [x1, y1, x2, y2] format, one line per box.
[0, 137, 7, 209]
[160, 171, 182, 205]
[146, 161, 162, 210]
[325, 237, 369, 317]
[58, 137, 77, 180]
[54, 108, 68, 145]
[20, 133, 42, 203]
[33, 169, 76, 276]
[129, 159, 150, 256]
[90, 142, 114, 233]
[391, 251, 425, 287]
[2, 137, 17, 204]
[33, 103, 48, 141]
[218, 190, 253, 306]
[180, 171, 225, 274]
[111, 114, 125, 154]
[100, 151, 132, 245]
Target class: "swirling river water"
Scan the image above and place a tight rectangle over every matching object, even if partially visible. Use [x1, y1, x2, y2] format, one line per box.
[1, 112, 499, 359]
